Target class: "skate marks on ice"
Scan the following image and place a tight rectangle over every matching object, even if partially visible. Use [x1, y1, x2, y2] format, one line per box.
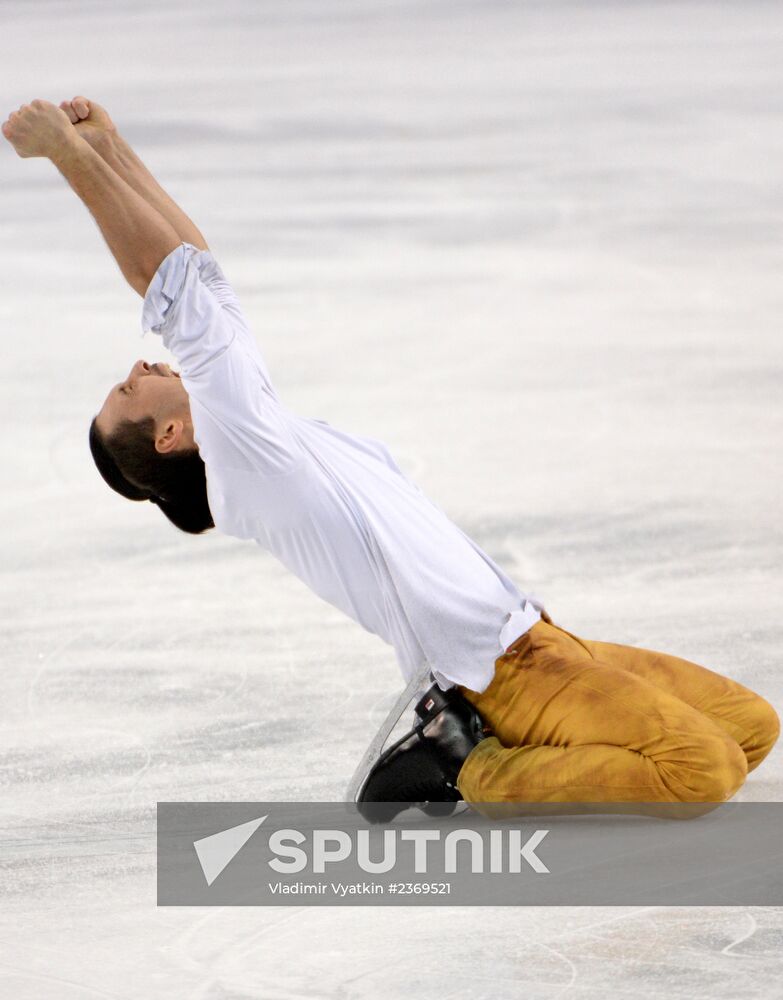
[463, 503, 783, 693]
[156, 905, 783, 1000]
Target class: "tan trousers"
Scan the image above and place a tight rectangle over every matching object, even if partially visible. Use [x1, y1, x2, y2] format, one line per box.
[456, 614, 779, 810]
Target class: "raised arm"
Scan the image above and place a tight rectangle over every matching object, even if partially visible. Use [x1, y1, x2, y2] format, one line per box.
[1, 99, 180, 296]
[58, 96, 208, 251]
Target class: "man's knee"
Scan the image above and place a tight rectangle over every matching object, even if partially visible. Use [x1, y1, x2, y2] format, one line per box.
[660, 732, 748, 803]
[743, 694, 780, 771]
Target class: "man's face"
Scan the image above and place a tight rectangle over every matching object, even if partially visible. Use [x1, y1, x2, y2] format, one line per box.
[96, 359, 193, 452]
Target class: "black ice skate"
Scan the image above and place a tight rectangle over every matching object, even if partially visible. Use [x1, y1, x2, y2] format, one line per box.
[356, 684, 487, 823]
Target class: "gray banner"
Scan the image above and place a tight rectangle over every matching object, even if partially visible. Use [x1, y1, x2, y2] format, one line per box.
[157, 802, 783, 906]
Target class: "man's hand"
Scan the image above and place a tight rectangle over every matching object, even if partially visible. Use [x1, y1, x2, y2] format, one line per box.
[3, 95, 180, 296]
[57, 94, 208, 251]
[1, 99, 77, 160]
[58, 96, 116, 151]
[3, 92, 205, 288]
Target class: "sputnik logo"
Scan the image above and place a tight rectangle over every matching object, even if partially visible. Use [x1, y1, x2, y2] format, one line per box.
[193, 815, 550, 883]
[193, 815, 268, 886]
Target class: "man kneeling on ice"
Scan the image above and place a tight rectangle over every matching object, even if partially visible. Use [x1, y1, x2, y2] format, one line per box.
[3, 97, 778, 822]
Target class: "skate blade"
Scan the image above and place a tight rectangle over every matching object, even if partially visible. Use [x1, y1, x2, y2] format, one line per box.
[346, 664, 433, 803]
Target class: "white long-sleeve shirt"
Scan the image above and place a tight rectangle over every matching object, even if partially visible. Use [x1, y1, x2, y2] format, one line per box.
[141, 243, 541, 692]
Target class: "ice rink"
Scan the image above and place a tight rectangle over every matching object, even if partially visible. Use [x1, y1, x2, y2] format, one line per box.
[1, 0, 782, 996]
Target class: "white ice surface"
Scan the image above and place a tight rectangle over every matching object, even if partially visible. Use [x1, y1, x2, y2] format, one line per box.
[1, 0, 782, 997]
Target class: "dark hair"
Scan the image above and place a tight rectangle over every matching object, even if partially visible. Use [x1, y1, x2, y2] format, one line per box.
[88, 416, 214, 535]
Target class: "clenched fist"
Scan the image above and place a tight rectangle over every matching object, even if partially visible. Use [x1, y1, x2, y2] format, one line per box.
[1, 99, 76, 159]
[58, 96, 116, 151]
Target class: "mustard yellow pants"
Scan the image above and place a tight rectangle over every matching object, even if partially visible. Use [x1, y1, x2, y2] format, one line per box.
[456, 614, 779, 810]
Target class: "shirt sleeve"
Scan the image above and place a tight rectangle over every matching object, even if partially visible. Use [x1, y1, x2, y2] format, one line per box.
[141, 242, 303, 478]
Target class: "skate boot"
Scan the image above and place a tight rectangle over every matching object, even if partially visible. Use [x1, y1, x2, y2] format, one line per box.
[356, 684, 487, 823]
